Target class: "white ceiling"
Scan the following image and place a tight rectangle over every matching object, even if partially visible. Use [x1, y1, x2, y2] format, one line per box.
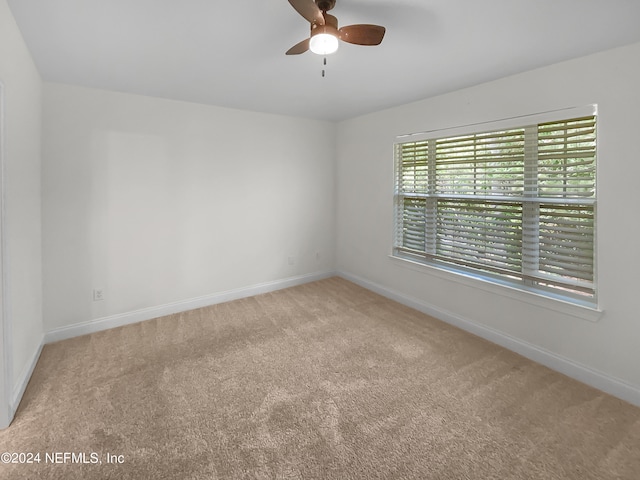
[7, 0, 640, 121]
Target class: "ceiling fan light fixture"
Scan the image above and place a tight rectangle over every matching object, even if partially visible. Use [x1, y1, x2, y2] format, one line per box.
[309, 31, 339, 55]
[285, 0, 385, 57]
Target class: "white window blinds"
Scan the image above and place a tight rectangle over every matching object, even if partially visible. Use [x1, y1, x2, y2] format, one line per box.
[394, 109, 596, 303]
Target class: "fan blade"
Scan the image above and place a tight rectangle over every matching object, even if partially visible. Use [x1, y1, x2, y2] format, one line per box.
[288, 0, 325, 26]
[338, 24, 386, 46]
[286, 38, 310, 55]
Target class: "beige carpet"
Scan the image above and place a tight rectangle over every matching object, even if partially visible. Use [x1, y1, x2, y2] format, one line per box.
[1, 277, 639, 479]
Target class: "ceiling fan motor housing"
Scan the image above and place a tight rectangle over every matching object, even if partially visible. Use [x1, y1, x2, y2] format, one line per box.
[311, 13, 338, 36]
[315, 0, 336, 12]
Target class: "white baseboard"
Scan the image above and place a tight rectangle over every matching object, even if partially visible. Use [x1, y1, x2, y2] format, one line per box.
[338, 270, 640, 408]
[45, 271, 335, 344]
[10, 336, 44, 418]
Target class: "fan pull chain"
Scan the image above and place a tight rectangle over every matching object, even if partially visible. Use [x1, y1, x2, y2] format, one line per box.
[322, 57, 327, 77]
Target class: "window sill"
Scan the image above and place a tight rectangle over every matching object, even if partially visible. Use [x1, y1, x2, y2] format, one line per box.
[388, 255, 603, 322]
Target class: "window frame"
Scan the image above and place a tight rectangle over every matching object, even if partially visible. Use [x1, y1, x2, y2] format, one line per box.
[392, 105, 598, 310]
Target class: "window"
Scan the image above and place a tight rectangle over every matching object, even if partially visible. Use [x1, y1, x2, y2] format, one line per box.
[393, 107, 597, 306]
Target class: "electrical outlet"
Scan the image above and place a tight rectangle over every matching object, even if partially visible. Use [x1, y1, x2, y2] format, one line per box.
[93, 288, 104, 301]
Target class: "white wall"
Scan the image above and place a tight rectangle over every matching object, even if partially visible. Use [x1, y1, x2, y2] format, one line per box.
[336, 42, 640, 400]
[42, 84, 335, 332]
[0, 0, 44, 421]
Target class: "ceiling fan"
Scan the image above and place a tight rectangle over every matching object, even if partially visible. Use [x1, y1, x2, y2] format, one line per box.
[286, 0, 386, 56]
